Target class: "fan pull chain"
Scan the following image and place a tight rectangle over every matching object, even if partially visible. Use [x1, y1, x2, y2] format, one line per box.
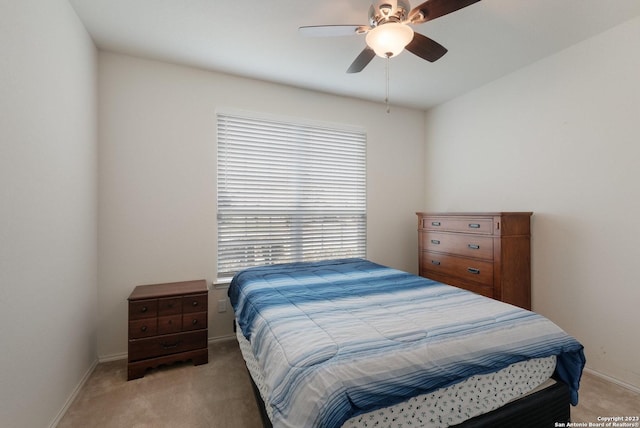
[385, 54, 391, 113]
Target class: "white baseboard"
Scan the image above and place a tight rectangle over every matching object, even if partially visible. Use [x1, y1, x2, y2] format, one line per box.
[98, 351, 127, 363]
[49, 358, 99, 428]
[208, 334, 236, 343]
[584, 366, 640, 394]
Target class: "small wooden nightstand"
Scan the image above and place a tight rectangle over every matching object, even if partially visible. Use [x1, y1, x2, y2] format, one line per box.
[127, 279, 209, 380]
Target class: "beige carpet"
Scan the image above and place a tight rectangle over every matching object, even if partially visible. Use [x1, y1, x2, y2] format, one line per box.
[58, 339, 262, 428]
[58, 338, 639, 427]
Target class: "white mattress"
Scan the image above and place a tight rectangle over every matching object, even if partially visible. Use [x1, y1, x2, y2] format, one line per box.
[236, 326, 556, 428]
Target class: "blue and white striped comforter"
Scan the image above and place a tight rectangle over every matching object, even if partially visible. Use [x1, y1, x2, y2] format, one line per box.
[229, 258, 585, 428]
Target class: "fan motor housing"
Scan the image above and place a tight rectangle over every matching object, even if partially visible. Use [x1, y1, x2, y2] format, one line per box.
[369, 0, 411, 27]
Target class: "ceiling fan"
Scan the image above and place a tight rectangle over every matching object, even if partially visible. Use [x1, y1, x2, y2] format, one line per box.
[299, 0, 481, 73]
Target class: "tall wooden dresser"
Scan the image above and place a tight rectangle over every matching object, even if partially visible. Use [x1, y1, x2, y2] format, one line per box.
[127, 279, 209, 380]
[417, 212, 532, 310]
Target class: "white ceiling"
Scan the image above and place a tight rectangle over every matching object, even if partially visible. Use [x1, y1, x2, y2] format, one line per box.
[69, 0, 640, 110]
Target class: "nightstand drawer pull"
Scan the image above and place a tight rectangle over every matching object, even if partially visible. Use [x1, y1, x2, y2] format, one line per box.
[431, 239, 440, 245]
[431, 260, 441, 266]
[468, 223, 480, 229]
[468, 244, 480, 250]
[467, 267, 481, 274]
[141, 306, 148, 313]
[431, 221, 441, 226]
[192, 319, 198, 325]
[192, 301, 198, 307]
[140, 326, 147, 332]
[162, 341, 181, 350]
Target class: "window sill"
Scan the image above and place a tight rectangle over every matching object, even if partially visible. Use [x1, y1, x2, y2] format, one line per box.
[213, 279, 232, 290]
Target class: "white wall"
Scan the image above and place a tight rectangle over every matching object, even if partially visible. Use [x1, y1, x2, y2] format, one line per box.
[423, 17, 640, 390]
[97, 52, 426, 359]
[0, 0, 98, 427]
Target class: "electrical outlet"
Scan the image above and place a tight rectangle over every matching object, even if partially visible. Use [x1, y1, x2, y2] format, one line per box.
[217, 299, 227, 313]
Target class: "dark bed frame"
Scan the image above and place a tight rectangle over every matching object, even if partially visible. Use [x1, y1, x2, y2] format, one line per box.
[247, 368, 571, 428]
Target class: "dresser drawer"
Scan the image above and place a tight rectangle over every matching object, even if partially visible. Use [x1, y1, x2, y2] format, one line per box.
[183, 293, 208, 313]
[129, 318, 158, 339]
[453, 281, 494, 299]
[129, 300, 158, 320]
[421, 216, 494, 235]
[421, 231, 494, 260]
[128, 330, 208, 362]
[182, 311, 207, 331]
[421, 251, 494, 285]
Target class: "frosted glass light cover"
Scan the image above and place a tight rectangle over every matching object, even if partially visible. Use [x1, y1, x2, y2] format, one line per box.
[365, 23, 414, 58]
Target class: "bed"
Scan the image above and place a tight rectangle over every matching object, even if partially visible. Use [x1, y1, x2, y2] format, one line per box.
[228, 258, 585, 428]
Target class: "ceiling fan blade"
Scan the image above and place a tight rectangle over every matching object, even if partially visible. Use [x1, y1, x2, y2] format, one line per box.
[405, 33, 448, 62]
[299, 25, 368, 37]
[347, 47, 376, 73]
[408, 0, 481, 24]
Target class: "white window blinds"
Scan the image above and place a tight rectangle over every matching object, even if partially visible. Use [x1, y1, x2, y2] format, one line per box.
[217, 112, 367, 279]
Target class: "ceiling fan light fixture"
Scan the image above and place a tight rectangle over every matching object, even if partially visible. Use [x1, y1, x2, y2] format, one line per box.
[365, 22, 414, 58]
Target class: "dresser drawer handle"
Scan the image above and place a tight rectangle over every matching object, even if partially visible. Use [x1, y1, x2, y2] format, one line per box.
[468, 244, 480, 250]
[468, 223, 480, 229]
[141, 306, 148, 313]
[431, 221, 441, 227]
[467, 268, 481, 274]
[192, 301, 199, 307]
[431, 239, 440, 245]
[140, 325, 147, 332]
[431, 260, 441, 266]
[192, 319, 198, 325]
[161, 341, 181, 350]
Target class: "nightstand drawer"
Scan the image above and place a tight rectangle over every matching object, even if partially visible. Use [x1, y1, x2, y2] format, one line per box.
[129, 300, 158, 320]
[183, 294, 208, 313]
[182, 311, 207, 331]
[421, 251, 494, 285]
[158, 297, 181, 315]
[128, 330, 207, 361]
[421, 231, 494, 260]
[158, 314, 182, 334]
[129, 319, 158, 339]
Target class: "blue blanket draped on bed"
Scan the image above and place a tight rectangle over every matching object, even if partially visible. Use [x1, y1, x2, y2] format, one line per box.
[229, 258, 585, 428]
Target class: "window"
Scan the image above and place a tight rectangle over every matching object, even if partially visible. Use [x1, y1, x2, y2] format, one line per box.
[217, 112, 366, 279]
